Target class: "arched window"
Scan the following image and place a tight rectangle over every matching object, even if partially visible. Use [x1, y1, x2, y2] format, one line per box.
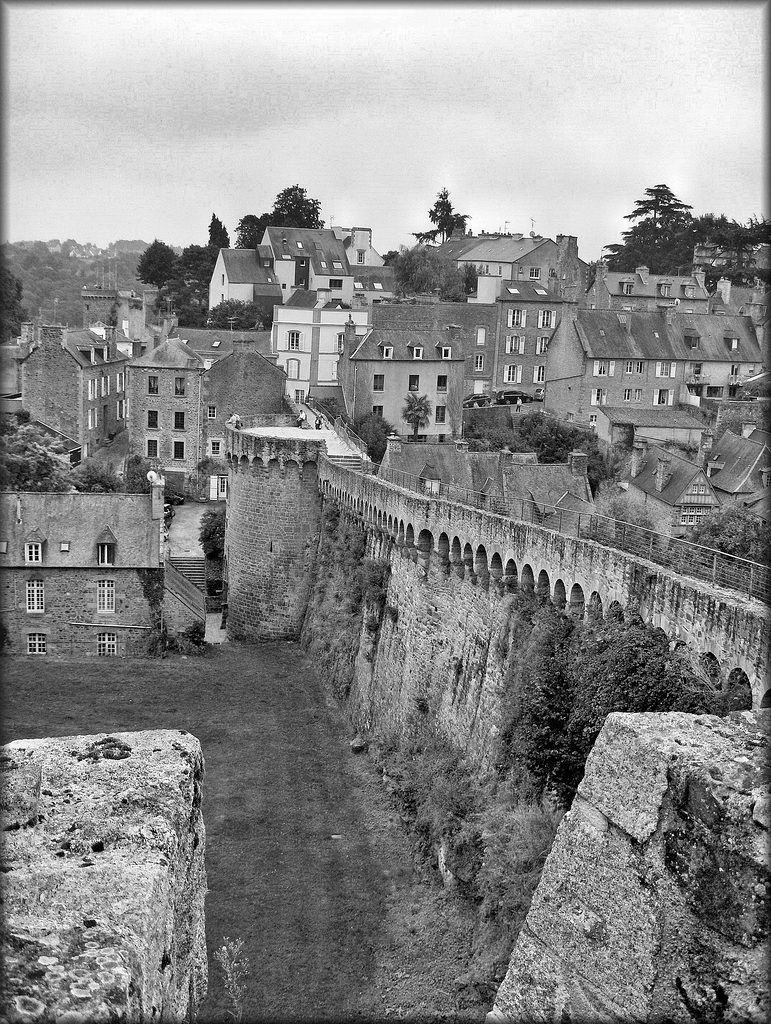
[286, 359, 300, 380]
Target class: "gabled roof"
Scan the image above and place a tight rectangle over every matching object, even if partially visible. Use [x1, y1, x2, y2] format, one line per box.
[352, 266, 396, 292]
[572, 310, 762, 363]
[625, 444, 714, 507]
[598, 269, 708, 302]
[284, 288, 350, 311]
[380, 443, 503, 493]
[501, 462, 593, 511]
[371, 301, 498, 333]
[707, 429, 770, 496]
[220, 249, 279, 286]
[131, 338, 203, 369]
[264, 227, 351, 276]
[61, 330, 128, 368]
[171, 328, 272, 358]
[431, 236, 486, 261]
[352, 328, 462, 361]
[450, 235, 550, 264]
[498, 280, 561, 303]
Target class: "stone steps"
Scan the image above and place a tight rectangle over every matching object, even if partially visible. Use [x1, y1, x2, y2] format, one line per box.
[328, 455, 364, 473]
[169, 557, 207, 591]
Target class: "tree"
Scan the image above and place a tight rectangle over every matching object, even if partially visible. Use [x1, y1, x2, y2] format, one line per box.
[0, 258, 28, 341]
[355, 412, 397, 462]
[623, 184, 693, 228]
[604, 185, 696, 276]
[137, 239, 177, 290]
[392, 245, 466, 300]
[206, 299, 270, 330]
[690, 213, 771, 288]
[69, 458, 122, 493]
[0, 422, 72, 491]
[235, 213, 270, 250]
[381, 250, 400, 266]
[687, 504, 769, 561]
[123, 454, 153, 493]
[208, 213, 230, 251]
[414, 188, 470, 245]
[462, 262, 478, 295]
[199, 505, 226, 560]
[402, 393, 432, 440]
[270, 184, 324, 229]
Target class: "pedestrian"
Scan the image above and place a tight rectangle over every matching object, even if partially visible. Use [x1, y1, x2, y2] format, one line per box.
[234, 413, 242, 430]
[516, 396, 522, 413]
[315, 416, 322, 430]
[220, 600, 228, 630]
[297, 409, 307, 427]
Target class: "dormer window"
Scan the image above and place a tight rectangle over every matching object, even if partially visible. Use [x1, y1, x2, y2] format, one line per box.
[412, 347, 424, 360]
[97, 543, 115, 566]
[383, 346, 393, 359]
[660, 284, 671, 297]
[332, 261, 343, 270]
[296, 241, 304, 248]
[621, 282, 634, 295]
[373, 282, 383, 290]
[25, 542, 42, 563]
[319, 260, 327, 268]
[441, 346, 452, 359]
[354, 281, 363, 289]
[685, 286, 694, 298]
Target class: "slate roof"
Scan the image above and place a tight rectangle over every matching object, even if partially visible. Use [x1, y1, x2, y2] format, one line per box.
[64, 330, 128, 368]
[431, 236, 485, 261]
[450, 235, 549, 263]
[0, 491, 159, 568]
[625, 444, 714, 507]
[371, 301, 498, 333]
[352, 266, 396, 292]
[707, 429, 770, 496]
[221, 249, 279, 287]
[598, 269, 708, 302]
[351, 328, 464, 362]
[131, 338, 203, 369]
[497, 280, 561, 302]
[171, 328, 272, 358]
[264, 227, 351, 275]
[741, 488, 771, 522]
[573, 310, 762, 363]
[598, 406, 705, 429]
[501, 462, 594, 511]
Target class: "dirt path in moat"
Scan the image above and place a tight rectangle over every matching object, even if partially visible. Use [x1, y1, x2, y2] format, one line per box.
[1, 644, 487, 1022]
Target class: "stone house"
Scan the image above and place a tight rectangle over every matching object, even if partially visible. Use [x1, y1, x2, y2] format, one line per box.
[0, 486, 167, 657]
[585, 265, 710, 313]
[593, 405, 707, 448]
[17, 323, 129, 458]
[271, 291, 370, 405]
[545, 308, 763, 430]
[207, 247, 282, 318]
[704, 428, 771, 506]
[620, 440, 720, 536]
[127, 337, 287, 499]
[337, 314, 465, 441]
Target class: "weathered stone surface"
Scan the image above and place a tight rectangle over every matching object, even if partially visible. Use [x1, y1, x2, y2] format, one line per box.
[0, 729, 207, 1022]
[490, 710, 770, 1023]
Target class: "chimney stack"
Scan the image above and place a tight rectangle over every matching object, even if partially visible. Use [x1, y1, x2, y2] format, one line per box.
[699, 428, 714, 467]
[741, 422, 755, 439]
[386, 433, 402, 456]
[568, 450, 588, 477]
[150, 474, 165, 520]
[630, 439, 647, 478]
[717, 277, 732, 306]
[665, 306, 677, 326]
[19, 322, 34, 346]
[343, 315, 357, 349]
[692, 268, 706, 292]
[655, 454, 671, 492]
[636, 266, 649, 285]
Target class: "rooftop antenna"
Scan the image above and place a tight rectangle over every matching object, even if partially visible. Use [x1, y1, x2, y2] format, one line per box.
[530, 217, 536, 238]
[227, 316, 238, 331]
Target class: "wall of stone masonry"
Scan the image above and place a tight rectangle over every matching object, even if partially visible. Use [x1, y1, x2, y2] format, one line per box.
[487, 710, 770, 1024]
[0, 729, 207, 1022]
[20, 328, 82, 439]
[225, 432, 325, 641]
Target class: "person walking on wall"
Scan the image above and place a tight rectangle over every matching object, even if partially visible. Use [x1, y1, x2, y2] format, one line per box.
[315, 416, 322, 430]
[516, 396, 522, 413]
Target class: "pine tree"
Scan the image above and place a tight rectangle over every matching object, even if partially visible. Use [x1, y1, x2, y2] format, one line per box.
[208, 214, 230, 250]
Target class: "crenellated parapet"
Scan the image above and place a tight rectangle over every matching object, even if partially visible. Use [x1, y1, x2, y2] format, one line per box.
[225, 425, 327, 473]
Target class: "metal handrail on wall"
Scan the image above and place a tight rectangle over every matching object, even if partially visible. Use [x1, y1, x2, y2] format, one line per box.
[329, 461, 770, 604]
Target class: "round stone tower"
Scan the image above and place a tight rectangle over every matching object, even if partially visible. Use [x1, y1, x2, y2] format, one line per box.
[225, 427, 325, 641]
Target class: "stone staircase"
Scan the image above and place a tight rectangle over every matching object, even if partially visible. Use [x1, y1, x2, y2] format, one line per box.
[327, 454, 365, 473]
[169, 557, 207, 591]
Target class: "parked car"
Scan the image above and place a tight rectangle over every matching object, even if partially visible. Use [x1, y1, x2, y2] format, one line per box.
[165, 492, 185, 506]
[495, 389, 535, 405]
[534, 388, 545, 402]
[462, 393, 492, 409]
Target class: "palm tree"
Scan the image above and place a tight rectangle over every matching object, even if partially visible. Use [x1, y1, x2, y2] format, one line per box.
[402, 393, 432, 441]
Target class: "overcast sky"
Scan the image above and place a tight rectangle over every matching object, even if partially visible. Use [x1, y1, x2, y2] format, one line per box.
[4, 2, 767, 262]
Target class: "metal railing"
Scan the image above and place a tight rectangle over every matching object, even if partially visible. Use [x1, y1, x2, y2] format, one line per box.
[338, 463, 770, 604]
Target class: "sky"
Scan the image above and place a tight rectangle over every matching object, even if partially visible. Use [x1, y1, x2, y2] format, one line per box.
[3, 1, 768, 263]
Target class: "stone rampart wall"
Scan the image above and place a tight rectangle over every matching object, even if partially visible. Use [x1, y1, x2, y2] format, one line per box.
[0, 729, 207, 1021]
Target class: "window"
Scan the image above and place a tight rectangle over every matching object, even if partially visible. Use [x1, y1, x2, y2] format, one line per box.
[654, 389, 673, 405]
[533, 365, 545, 383]
[636, 361, 644, 374]
[505, 335, 525, 355]
[623, 388, 632, 402]
[27, 633, 46, 655]
[504, 364, 522, 384]
[408, 375, 419, 392]
[296, 240, 304, 249]
[383, 346, 393, 359]
[330, 362, 338, 381]
[147, 410, 159, 429]
[88, 379, 96, 400]
[507, 309, 525, 328]
[148, 375, 159, 395]
[688, 362, 703, 377]
[625, 360, 634, 374]
[436, 374, 447, 392]
[593, 360, 615, 376]
[174, 377, 185, 396]
[174, 411, 185, 430]
[660, 284, 671, 297]
[435, 406, 446, 424]
[97, 580, 115, 613]
[294, 389, 306, 403]
[441, 346, 452, 359]
[535, 336, 549, 355]
[537, 310, 555, 329]
[116, 399, 125, 419]
[210, 440, 222, 457]
[726, 337, 739, 351]
[329, 279, 343, 290]
[332, 261, 343, 271]
[208, 405, 217, 419]
[549, 267, 557, 278]
[589, 414, 598, 427]
[634, 388, 643, 402]
[147, 439, 158, 458]
[26, 580, 44, 612]
[685, 286, 695, 298]
[88, 408, 97, 430]
[337, 333, 345, 352]
[529, 267, 541, 279]
[476, 327, 486, 345]
[412, 347, 423, 359]
[286, 359, 300, 380]
[212, 340, 221, 349]
[173, 441, 185, 460]
[680, 506, 709, 526]
[706, 386, 724, 398]
[474, 354, 485, 372]
[373, 282, 383, 291]
[98, 543, 115, 566]
[622, 282, 634, 295]
[372, 406, 383, 417]
[60, 541, 69, 552]
[373, 374, 385, 392]
[566, 411, 575, 422]
[590, 388, 607, 406]
[97, 632, 118, 657]
[101, 376, 109, 397]
[655, 361, 677, 378]
[288, 331, 301, 351]
[319, 261, 327, 269]
[357, 251, 365, 264]
[25, 542, 42, 563]
[688, 335, 700, 349]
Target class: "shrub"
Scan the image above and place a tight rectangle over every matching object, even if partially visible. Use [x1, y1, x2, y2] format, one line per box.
[199, 505, 226, 560]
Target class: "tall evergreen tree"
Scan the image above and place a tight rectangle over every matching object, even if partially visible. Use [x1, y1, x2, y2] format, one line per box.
[208, 213, 230, 250]
[414, 188, 470, 245]
[137, 239, 177, 290]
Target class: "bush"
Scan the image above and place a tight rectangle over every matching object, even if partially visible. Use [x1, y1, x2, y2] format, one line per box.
[355, 412, 397, 463]
[199, 505, 226, 560]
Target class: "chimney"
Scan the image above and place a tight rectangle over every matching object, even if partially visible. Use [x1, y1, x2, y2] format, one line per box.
[692, 268, 706, 291]
[636, 266, 649, 285]
[20, 322, 34, 345]
[630, 439, 647, 478]
[132, 341, 143, 358]
[717, 277, 732, 306]
[665, 306, 677, 326]
[150, 474, 165, 520]
[568, 450, 588, 477]
[344, 315, 357, 349]
[386, 433, 402, 456]
[655, 454, 671, 492]
[741, 422, 755, 439]
[455, 439, 470, 454]
[596, 261, 607, 281]
[555, 234, 580, 302]
[316, 287, 331, 306]
[699, 428, 714, 467]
